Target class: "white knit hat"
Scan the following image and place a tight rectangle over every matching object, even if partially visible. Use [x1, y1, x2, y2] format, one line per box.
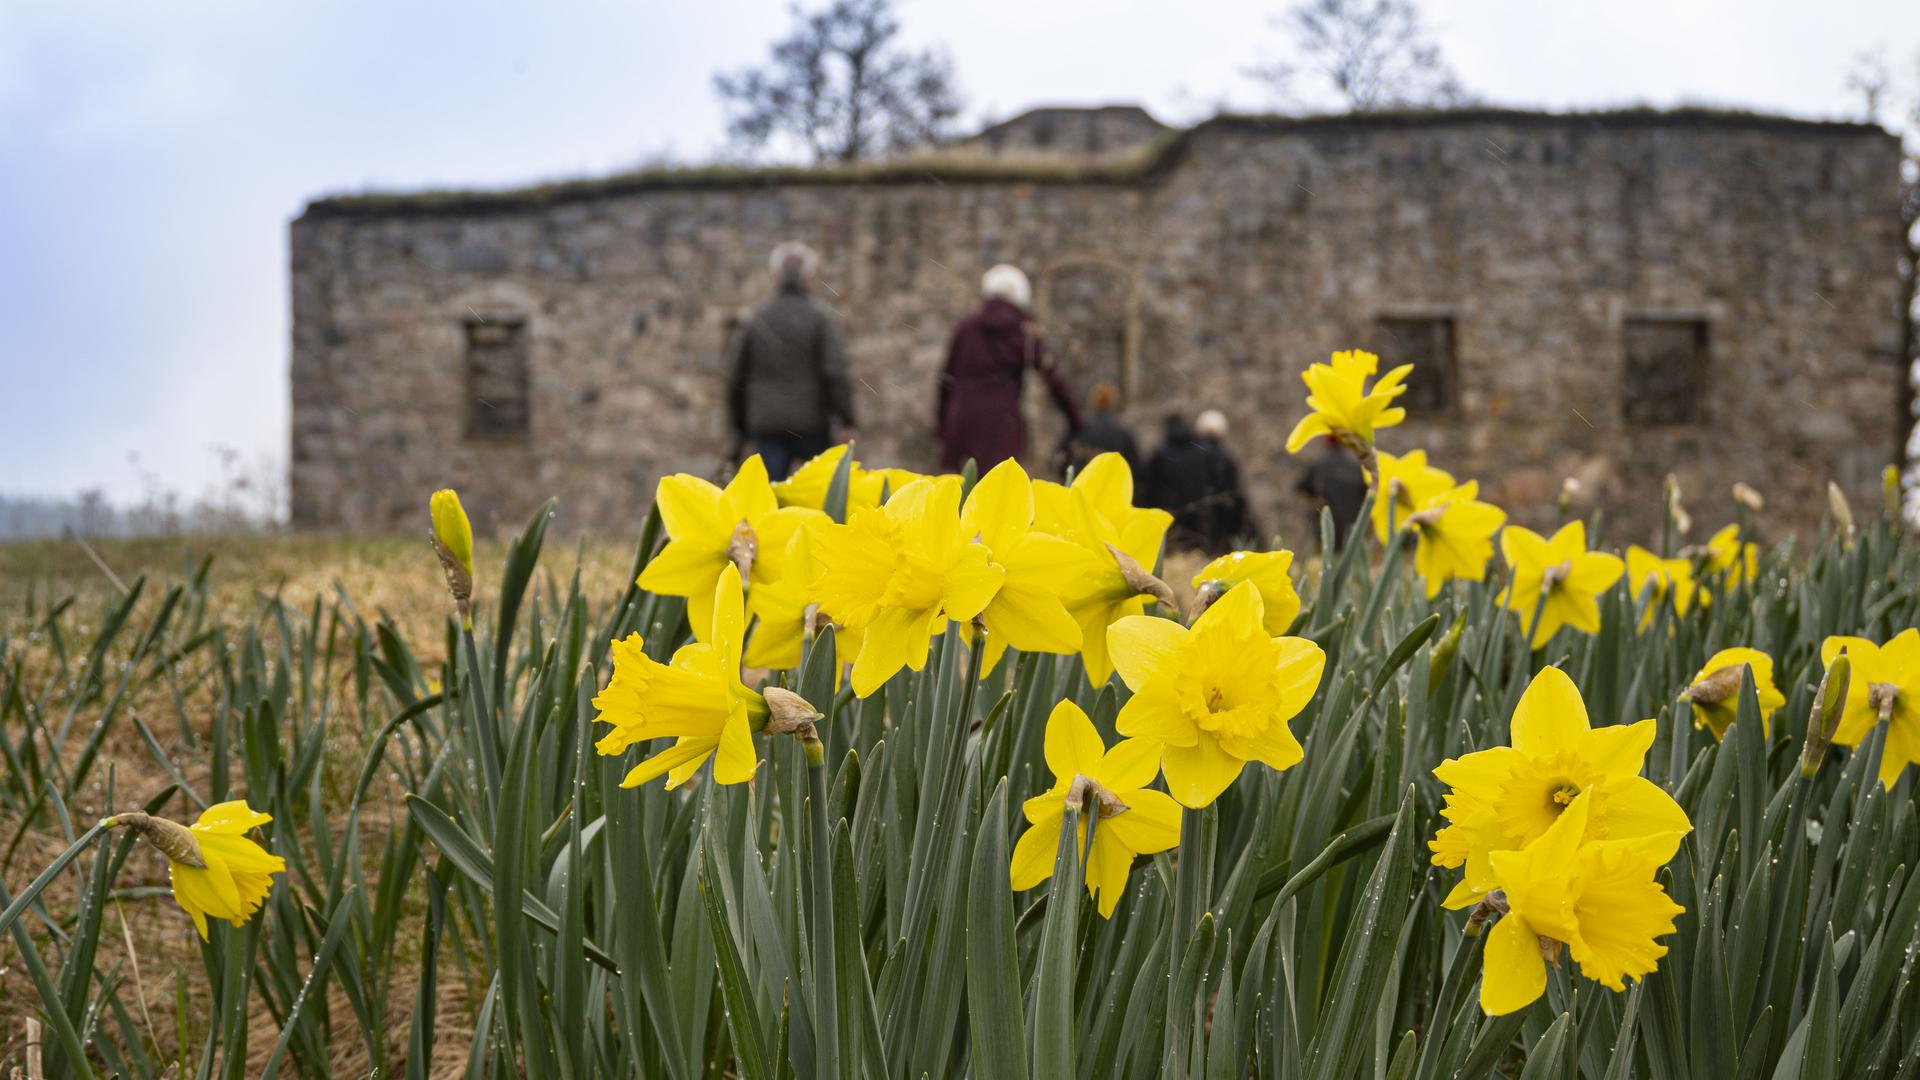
[981, 264, 1032, 309]
[1195, 409, 1229, 438]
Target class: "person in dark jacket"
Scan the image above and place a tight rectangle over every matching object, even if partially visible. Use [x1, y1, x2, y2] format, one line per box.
[1296, 435, 1367, 551]
[1144, 412, 1249, 554]
[936, 264, 1082, 473]
[726, 242, 857, 480]
[1056, 381, 1139, 477]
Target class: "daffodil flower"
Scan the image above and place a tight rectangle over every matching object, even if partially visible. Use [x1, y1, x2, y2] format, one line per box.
[594, 570, 767, 789]
[1430, 666, 1690, 910]
[1480, 791, 1686, 1016]
[110, 802, 287, 940]
[1283, 349, 1412, 455]
[1190, 549, 1301, 634]
[1033, 453, 1174, 687]
[1496, 521, 1624, 650]
[1108, 582, 1325, 808]
[429, 488, 476, 626]
[1625, 545, 1705, 632]
[960, 460, 1099, 674]
[1008, 701, 1181, 917]
[1704, 523, 1759, 589]
[812, 475, 1004, 697]
[1370, 449, 1456, 542]
[1679, 647, 1785, 740]
[743, 524, 818, 670]
[1403, 482, 1507, 599]
[639, 455, 827, 636]
[770, 445, 924, 512]
[1820, 629, 1920, 787]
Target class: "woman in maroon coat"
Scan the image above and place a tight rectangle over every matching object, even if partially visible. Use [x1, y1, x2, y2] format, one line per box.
[936, 264, 1084, 472]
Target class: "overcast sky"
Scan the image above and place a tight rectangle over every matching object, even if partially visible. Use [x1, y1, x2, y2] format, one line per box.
[1, 0, 1914, 507]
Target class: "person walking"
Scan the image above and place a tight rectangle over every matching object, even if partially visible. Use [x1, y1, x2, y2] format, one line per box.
[1191, 409, 1251, 551]
[936, 264, 1082, 473]
[726, 241, 857, 480]
[1296, 434, 1367, 551]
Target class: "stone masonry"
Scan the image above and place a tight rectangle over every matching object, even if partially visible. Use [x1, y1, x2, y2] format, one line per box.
[290, 108, 1907, 546]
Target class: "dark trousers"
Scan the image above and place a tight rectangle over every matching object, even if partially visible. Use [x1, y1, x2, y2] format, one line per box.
[751, 433, 832, 481]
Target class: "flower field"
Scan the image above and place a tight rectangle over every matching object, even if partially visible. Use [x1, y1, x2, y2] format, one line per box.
[2, 354, 1918, 1079]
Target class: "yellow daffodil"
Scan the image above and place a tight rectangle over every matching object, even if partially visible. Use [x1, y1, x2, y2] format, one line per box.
[1404, 482, 1507, 599]
[1109, 582, 1325, 808]
[1283, 349, 1412, 454]
[960, 460, 1098, 674]
[1033, 453, 1175, 687]
[1705, 524, 1759, 589]
[1008, 701, 1182, 917]
[812, 475, 1004, 697]
[1497, 521, 1624, 650]
[428, 488, 476, 627]
[1625, 546, 1705, 632]
[1679, 647, 1786, 740]
[743, 524, 817, 670]
[770, 445, 926, 512]
[109, 802, 287, 940]
[1191, 550, 1300, 635]
[1430, 666, 1689, 910]
[594, 570, 766, 789]
[1820, 629, 1920, 787]
[639, 455, 827, 635]
[1370, 449, 1456, 542]
[1480, 791, 1685, 1015]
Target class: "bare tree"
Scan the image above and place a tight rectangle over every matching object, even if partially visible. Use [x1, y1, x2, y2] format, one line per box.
[714, 0, 963, 164]
[1252, 0, 1467, 111]
[1851, 50, 1920, 515]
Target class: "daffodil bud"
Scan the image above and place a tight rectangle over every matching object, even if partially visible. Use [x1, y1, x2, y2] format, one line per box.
[1427, 611, 1464, 695]
[1678, 664, 1744, 707]
[1105, 543, 1180, 616]
[763, 686, 825, 763]
[1828, 482, 1856, 548]
[106, 811, 207, 868]
[429, 488, 475, 629]
[1884, 464, 1902, 520]
[1194, 579, 1227, 616]
[1664, 474, 1693, 535]
[1463, 891, 1508, 938]
[1731, 482, 1764, 512]
[1802, 650, 1849, 777]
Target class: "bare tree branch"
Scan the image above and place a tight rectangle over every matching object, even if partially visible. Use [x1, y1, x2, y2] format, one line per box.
[713, 0, 963, 163]
[1253, 0, 1468, 111]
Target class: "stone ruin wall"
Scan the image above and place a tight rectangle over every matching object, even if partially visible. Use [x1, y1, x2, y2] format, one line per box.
[290, 110, 1907, 550]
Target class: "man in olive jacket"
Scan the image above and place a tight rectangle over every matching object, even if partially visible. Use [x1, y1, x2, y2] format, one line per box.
[726, 242, 858, 480]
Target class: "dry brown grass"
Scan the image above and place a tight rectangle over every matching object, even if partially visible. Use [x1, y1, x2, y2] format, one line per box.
[0, 532, 636, 1077]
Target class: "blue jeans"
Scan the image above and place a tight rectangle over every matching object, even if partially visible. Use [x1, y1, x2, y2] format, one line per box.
[751, 433, 832, 481]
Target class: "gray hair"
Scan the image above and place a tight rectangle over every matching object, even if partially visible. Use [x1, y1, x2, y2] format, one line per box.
[1195, 409, 1229, 438]
[981, 264, 1032, 309]
[769, 241, 818, 289]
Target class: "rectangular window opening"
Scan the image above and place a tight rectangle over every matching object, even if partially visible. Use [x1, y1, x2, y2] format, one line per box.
[465, 318, 530, 439]
[1374, 316, 1456, 414]
[1622, 317, 1709, 426]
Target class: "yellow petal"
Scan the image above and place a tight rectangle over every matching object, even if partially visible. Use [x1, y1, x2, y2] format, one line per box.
[1481, 913, 1548, 1015]
[1597, 777, 1691, 855]
[1579, 718, 1658, 777]
[1161, 735, 1245, 809]
[1086, 827, 1134, 918]
[721, 455, 778, 523]
[850, 605, 939, 698]
[656, 474, 731, 547]
[711, 710, 759, 785]
[637, 540, 724, 599]
[981, 587, 1082, 654]
[1094, 737, 1163, 792]
[962, 458, 1033, 554]
[1009, 818, 1064, 891]
[1106, 614, 1189, 691]
[194, 801, 272, 834]
[942, 543, 1006, 623]
[1114, 681, 1199, 747]
[1043, 700, 1107, 782]
[1285, 413, 1331, 453]
[620, 737, 716, 789]
[1102, 787, 1181, 855]
[1510, 666, 1590, 757]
